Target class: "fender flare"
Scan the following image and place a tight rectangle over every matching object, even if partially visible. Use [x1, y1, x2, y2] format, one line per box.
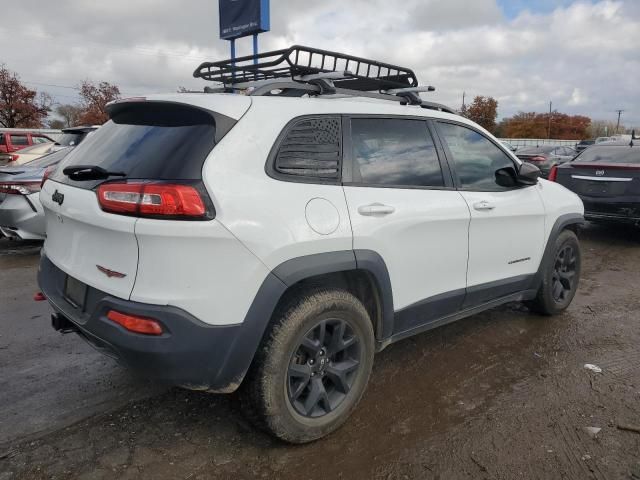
[529, 213, 585, 290]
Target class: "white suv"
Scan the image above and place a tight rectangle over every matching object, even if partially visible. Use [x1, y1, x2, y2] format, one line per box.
[38, 47, 584, 443]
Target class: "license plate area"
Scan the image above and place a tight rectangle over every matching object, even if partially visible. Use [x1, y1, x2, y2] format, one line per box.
[64, 275, 87, 310]
[583, 181, 611, 195]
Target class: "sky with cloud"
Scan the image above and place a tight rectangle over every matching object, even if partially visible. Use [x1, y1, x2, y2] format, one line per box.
[1, 0, 638, 126]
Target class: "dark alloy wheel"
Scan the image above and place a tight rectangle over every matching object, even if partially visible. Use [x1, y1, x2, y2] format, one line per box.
[287, 319, 361, 418]
[240, 289, 375, 443]
[551, 244, 577, 302]
[527, 229, 581, 315]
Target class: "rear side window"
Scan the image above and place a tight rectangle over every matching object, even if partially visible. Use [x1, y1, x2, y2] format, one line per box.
[33, 136, 50, 144]
[271, 116, 341, 182]
[350, 118, 444, 187]
[52, 102, 219, 189]
[437, 122, 516, 191]
[11, 135, 29, 146]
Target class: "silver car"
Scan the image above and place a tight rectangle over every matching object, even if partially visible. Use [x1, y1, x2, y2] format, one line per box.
[0, 148, 71, 240]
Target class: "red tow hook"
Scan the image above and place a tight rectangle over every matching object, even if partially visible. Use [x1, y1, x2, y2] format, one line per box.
[33, 292, 46, 301]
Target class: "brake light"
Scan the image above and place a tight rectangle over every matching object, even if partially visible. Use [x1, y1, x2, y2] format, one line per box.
[97, 182, 207, 219]
[529, 156, 547, 162]
[107, 310, 163, 336]
[0, 182, 41, 195]
[548, 165, 558, 182]
[41, 165, 55, 188]
[9, 154, 19, 162]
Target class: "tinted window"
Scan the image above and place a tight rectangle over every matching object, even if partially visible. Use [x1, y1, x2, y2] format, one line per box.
[0, 134, 4, 144]
[274, 117, 341, 180]
[575, 146, 639, 164]
[11, 135, 29, 145]
[437, 122, 516, 190]
[53, 103, 217, 189]
[350, 119, 443, 187]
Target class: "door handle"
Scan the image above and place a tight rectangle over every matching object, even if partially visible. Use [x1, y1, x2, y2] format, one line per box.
[357, 203, 396, 216]
[473, 200, 495, 211]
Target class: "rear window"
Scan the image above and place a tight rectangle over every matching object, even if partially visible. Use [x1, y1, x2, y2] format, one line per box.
[52, 103, 218, 189]
[575, 146, 639, 164]
[24, 148, 72, 168]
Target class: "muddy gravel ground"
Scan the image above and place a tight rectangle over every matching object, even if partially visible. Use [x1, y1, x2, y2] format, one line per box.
[1, 224, 639, 480]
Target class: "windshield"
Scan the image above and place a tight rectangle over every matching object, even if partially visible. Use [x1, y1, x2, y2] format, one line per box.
[55, 132, 86, 147]
[575, 146, 639, 164]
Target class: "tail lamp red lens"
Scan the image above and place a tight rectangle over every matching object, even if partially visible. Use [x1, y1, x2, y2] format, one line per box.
[107, 310, 163, 336]
[9, 154, 19, 162]
[548, 165, 558, 182]
[529, 156, 547, 162]
[41, 165, 55, 188]
[97, 182, 206, 218]
[0, 182, 41, 195]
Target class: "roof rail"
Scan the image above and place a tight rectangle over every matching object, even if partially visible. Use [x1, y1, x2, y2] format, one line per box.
[193, 45, 418, 91]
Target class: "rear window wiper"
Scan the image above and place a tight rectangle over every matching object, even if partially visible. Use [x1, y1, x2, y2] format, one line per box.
[63, 165, 127, 181]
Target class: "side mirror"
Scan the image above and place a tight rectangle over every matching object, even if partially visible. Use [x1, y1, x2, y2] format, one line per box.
[517, 162, 541, 185]
[495, 166, 518, 188]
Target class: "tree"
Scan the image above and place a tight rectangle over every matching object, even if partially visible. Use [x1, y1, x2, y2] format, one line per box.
[56, 104, 83, 128]
[464, 96, 498, 133]
[502, 111, 591, 139]
[0, 65, 52, 128]
[47, 119, 66, 129]
[78, 80, 121, 125]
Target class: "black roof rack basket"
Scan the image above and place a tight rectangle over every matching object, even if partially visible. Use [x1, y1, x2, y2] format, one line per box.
[193, 45, 419, 91]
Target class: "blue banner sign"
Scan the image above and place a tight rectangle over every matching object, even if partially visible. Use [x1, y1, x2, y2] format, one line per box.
[219, 0, 270, 40]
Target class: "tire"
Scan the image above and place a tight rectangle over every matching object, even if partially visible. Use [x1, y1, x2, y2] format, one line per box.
[527, 229, 581, 315]
[240, 288, 375, 443]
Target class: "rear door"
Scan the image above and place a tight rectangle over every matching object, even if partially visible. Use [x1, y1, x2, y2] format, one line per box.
[342, 117, 470, 335]
[434, 121, 546, 306]
[41, 99, 250, 299]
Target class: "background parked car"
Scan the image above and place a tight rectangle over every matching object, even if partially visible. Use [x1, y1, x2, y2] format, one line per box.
[515, 145, 577, 177]
[0, 148, 72, 240]
[551, 140, 640, 224]
[575, 139, 595, 153]
[0, 126, 98, 166]
[595, 136, 611, 144]
[500, 140, 517, 152]
[0, 131, 52, 155]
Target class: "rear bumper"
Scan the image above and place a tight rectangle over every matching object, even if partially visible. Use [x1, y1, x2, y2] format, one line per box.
[0, 193, 45, 240]
[38, 254, 275, 392]
[581, 198, 640, 224]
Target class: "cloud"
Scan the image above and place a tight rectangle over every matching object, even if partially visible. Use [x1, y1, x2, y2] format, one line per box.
[0, 0, 638, 125]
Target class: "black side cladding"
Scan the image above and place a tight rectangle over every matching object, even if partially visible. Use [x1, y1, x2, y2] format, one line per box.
[270, 116, 342, 183]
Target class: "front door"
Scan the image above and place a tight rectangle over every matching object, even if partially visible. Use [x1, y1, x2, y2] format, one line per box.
[342, 117, 470, 335]
[435, 121, 546, 307]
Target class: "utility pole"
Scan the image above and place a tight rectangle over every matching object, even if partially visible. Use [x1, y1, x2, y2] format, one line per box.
[615, 109, 624, 134]
[547, 101, 552, 139]
[461, 91, 466, 115]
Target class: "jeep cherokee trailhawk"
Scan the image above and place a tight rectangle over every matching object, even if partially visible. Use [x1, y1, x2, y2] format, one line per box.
[38, 46, 584, 443]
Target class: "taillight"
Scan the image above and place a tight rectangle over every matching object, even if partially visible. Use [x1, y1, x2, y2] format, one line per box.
[9, 154, 19, 162]
[548, 165, 558, 182]
[41, 165, 55, 188]
[529, 156, 547, 162]
[96, 181, 210, 219]
[0, 182, 41, 195]
[107, 310, 163, 336]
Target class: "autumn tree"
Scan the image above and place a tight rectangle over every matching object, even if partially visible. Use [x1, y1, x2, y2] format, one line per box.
[78, 80, 120, 125]
[464, 96, 498, 133]
[0, 65, 52, 128]
[47, 119, 66, 129]
[502, 111, 591, 139]
[56, 104, 83, 128]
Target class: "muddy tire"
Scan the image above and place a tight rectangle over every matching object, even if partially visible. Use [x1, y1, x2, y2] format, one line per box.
[528, 229, 581, 315]
[240, 289, 375, 444]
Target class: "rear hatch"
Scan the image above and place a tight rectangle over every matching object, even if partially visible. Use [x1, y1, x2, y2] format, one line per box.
[41, 96, 250, 299]
[556, 145, 640, 217]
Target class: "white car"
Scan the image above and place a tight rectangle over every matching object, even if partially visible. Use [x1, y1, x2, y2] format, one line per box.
[37, 46, 584, 443]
